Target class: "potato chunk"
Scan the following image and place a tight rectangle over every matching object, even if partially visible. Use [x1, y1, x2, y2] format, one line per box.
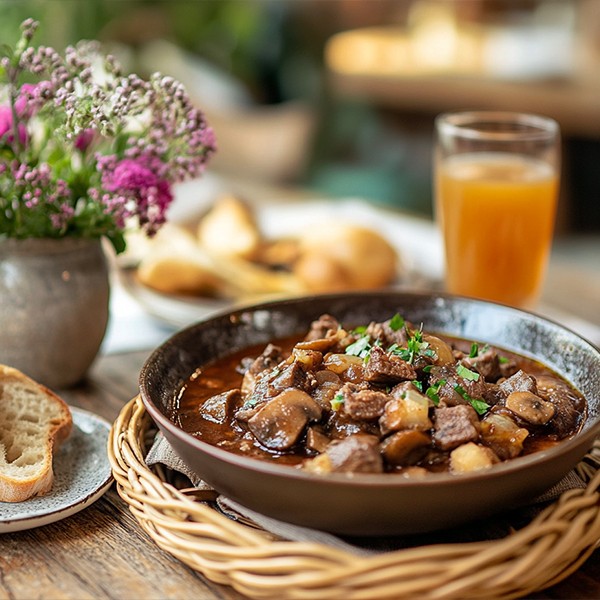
[480, 413, 529, 460]
[379, 388, 432, 435]
[450, 443, 499, 473]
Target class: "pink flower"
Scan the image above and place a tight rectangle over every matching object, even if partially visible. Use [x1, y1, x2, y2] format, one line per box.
[14, 83, 40, 117]
[74, 128, 95, 152]
[0, 83, 46, 146]
[102, 155, 166, 192]
[0, 106, 27, 145]
[101, 154, 173, 234]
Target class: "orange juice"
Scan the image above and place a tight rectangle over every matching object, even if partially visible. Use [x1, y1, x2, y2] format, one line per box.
[436, 152, 558, 307]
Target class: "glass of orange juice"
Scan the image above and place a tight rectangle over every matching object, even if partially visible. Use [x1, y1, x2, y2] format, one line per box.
[434, 111, 560, 308]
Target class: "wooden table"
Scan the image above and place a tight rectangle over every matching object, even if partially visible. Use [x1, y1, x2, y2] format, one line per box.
[1, 244, 599, 599]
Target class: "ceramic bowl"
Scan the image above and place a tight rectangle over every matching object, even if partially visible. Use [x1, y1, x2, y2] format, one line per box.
[139, 291, 600, 536]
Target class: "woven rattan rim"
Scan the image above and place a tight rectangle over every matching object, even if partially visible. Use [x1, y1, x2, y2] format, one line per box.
[108, 396, 600, 600]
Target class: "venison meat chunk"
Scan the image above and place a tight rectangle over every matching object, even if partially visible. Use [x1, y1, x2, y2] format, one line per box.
[364, 345, 416, 383]
[324, 434, 383, 473]
[340, 382, 389, 420]
[499, 369, 538, 395]
[304, 314, 340, 341]
[433, 405, 481, 451]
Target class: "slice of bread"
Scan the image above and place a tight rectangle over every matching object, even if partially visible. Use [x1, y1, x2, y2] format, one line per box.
[0, 365, 73, 503]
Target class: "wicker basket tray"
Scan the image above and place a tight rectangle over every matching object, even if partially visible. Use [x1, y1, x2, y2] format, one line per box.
[108, 396, 600, 600]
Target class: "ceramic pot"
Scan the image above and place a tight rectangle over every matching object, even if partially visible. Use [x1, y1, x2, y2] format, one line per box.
[0, 237, 110, 389]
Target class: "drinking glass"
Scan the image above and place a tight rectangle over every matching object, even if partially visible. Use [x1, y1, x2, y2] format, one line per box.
[434, 111, 560, 308]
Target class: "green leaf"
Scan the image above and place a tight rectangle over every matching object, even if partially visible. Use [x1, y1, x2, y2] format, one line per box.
[345, 335, 371, 358]
[469, 343, 479, 358]
[0, 44, 13, 58]
[426, 378, 446, 406]
[106, 231, 126, 254]
[456, 364, 480, 381]
[389, 313, 405, 331]
[453, 383, 490, 415]
[470, 398, 491, 416]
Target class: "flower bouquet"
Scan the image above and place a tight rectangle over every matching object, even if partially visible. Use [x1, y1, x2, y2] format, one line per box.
[0, 18, 216, 254]
[0, 18, 217, 386]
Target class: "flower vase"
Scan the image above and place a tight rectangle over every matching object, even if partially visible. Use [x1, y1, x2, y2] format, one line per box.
[0, 237, 110, 389]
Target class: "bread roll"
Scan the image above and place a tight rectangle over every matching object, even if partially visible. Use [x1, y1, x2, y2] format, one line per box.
[137, 255, 222, 296]
[296, 222, 398, 290]
[197, 195, 261, 259]
[136, 223, 227, 296]
[0, 365, 73, 502]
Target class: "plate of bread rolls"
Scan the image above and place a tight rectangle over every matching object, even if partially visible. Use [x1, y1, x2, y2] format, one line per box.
[118, 194, 443, 328]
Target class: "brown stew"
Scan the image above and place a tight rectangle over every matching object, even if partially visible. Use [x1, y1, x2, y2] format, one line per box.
[175, 313, 587, 476]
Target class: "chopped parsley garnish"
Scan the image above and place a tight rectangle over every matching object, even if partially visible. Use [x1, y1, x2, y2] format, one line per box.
[498, 355, 510, 364]
[456, 364, 480, 381]
[351, 325, 367, 335]
[426, 378, 446, 405]
[469, 343, 479, 358]
[470, 397, 491, 415]
[412, 380, 423, 392]
[390, 325, 434, 364]
[330, 392, 345, 412]
[453, 384, 489, 415]
[345, 335, 371, 358]
[389, 313, 405, 331]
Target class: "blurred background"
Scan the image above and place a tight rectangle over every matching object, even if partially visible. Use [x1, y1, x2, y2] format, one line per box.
[2, 0, 600, 233]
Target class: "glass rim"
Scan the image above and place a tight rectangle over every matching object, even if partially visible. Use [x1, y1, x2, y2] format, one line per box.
[435, 111, 559, 142]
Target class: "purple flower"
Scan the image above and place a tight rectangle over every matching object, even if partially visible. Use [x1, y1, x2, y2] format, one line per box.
[0, 106, 27, 145]
[1, 19, 216, 254]
[0, 83, 48, 146]
[14, 83, 41, 117]
[102, 155, 169, 193]
[74, 128, 95, 152]
[100, 154, 173, 234]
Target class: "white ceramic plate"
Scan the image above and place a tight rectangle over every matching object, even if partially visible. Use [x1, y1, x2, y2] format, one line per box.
[119, 198, 444, 329]
[0, 407, 113, 533]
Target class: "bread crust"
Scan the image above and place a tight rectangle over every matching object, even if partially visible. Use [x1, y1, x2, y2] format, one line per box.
[0, 365, 73, 503]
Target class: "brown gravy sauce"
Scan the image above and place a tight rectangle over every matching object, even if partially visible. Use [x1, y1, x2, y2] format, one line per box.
[173, 333, 586, 470]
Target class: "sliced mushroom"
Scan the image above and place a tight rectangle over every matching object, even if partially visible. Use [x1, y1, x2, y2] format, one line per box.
[423, 334, 455, 366]
[306, 426, 331, 453]
[505, 391, 555, 425]
[295, 328, 346, 352]
[247, 389, 322, 450]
